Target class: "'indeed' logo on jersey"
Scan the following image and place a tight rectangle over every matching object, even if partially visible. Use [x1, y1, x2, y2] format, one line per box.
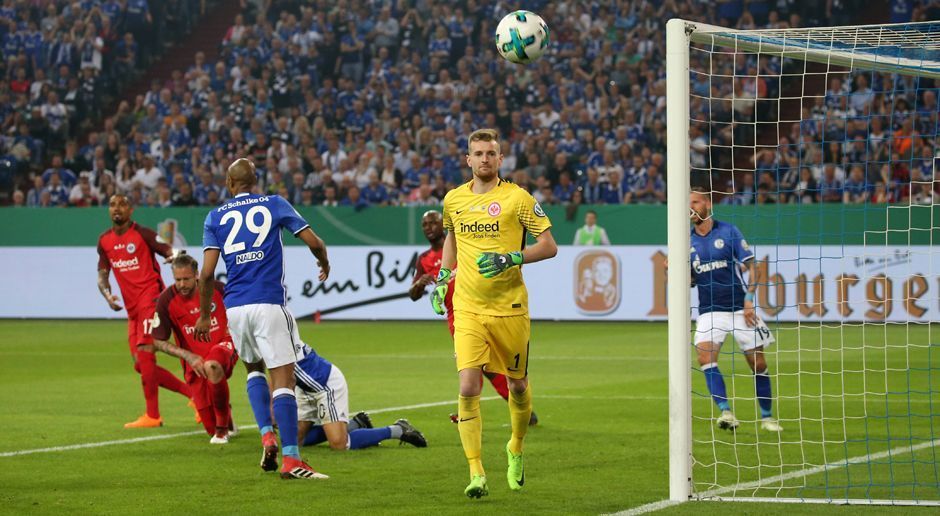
[236, 250, 265, 264]
[183, 316, 219, 335]
[111, 256, 140, 270]
[459, 220, 500, 233]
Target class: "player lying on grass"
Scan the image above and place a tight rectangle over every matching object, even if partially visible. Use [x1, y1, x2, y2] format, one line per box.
[410, 209, 538, 426]
[247, 339, 427, 450]
[145, 254, 238, 444]
[689, 187, 782, 433]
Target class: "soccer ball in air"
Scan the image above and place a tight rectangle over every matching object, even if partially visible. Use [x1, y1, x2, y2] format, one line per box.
[494, 10, 550, 64]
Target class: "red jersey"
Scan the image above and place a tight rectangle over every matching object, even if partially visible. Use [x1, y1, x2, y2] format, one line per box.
[97, 222, 172, 315]
[415, 246, 455, 317]
[151, 283, 230, 359]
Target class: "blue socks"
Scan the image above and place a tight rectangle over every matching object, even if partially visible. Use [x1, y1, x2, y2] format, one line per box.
[246, 373, 273, 435]
[702, 363, 730, 411]
[272, 388, 300, 458]
[755, 369, 773, 418]
[302, 426, 394, 449]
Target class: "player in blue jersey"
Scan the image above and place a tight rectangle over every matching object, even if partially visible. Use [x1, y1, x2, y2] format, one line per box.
[195, 158, 331, 479]
[290, 340, 428, 451]
[690, 187, 782, 433]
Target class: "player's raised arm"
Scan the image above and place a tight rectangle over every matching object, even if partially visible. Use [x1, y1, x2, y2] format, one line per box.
[296, 227, 330, 282]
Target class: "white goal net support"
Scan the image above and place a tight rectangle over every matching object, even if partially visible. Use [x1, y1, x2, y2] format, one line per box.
[666, 19, 940, 506]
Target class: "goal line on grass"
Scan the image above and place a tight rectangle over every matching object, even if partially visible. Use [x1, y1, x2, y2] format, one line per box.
[610, 438, 940, 515]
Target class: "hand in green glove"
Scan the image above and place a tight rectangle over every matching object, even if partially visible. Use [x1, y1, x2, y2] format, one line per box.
[431, 267, 452, 315]
[476, 251, 523, 278]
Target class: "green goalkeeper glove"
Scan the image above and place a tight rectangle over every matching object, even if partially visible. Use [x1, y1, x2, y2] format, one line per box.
[476, 251, 523, 278]
[431, 268, 452, 315]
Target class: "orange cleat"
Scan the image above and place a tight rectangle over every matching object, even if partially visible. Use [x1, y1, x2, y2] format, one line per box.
[124, 414, 163, 428]
[280, 456, 328, 480]
[260, 431, 279, 472]
[188, 399, 201, 423]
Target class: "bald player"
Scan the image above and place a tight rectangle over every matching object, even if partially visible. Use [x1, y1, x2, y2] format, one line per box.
[196, 158, 331, 479]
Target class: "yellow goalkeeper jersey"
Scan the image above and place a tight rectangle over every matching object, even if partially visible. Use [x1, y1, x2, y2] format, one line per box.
[442, 179, 552, 316]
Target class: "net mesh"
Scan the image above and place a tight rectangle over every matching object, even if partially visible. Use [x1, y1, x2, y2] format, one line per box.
[686, 21, 940, 504]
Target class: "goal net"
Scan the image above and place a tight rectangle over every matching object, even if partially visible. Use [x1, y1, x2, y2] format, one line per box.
[666, 19, 940, 506]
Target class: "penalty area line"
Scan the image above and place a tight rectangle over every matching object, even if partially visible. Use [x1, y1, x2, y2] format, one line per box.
[0, 396, 502, 458]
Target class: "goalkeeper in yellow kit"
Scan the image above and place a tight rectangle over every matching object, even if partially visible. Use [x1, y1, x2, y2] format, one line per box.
[432, 128, 558, 498]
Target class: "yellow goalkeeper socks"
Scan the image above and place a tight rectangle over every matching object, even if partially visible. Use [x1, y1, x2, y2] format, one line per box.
[508, 383, 532, 455]
[457, 394, 484, 477]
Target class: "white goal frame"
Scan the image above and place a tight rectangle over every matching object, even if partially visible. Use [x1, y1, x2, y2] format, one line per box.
[665, 17, 940, 505]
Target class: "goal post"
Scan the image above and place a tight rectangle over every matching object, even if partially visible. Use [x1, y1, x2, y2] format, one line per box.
[666, 18, 940, 506]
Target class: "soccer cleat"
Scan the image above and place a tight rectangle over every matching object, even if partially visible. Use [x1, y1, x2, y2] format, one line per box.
[210, 429, 229, 444]
[394, 419, 428, 448]
[351, 411, 374, 429]
[506, 441, 525, 491]
[464, 474, 488, 499]
[529, 411, 539, 426]
[228, 420, 239, 438]
[280, 456, 328, 480]
[124, 414, 163, 428]
[260, 431, 279, 471]
[716, 410, 739, 431]
[761, 417, 783, 432]
[188, 399, 200, 423]
[449, 413, 459, 424]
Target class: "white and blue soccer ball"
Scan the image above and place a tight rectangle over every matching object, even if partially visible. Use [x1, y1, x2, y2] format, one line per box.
[494, 10, 550, 65]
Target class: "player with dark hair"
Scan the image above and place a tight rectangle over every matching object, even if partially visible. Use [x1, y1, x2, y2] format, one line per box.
[97, 194, 191, 428]
[410, 209, 538, 426]
[147, 254, 239, 444]
[435, 128, 557, 498]
[197, 158, 330, 479]
[689, 187, 782, 433]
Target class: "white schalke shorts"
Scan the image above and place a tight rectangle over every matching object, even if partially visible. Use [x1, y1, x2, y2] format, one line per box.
[226, 304, 301, 369]
[694, 310, 774, 352]
[296, 365, 349, 425]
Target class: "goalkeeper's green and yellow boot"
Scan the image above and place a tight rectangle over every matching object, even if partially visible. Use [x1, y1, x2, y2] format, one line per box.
[464, 474, 488, 499]
[506, 441, 525, 491]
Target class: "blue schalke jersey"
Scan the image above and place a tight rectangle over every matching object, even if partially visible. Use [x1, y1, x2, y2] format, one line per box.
[294, 341, 334, 393]
[691, 219, 754, 314]
[203, 193, 310, 308]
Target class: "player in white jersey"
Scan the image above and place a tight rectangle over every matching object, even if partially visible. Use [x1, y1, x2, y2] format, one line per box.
[690, 187, 781, 433]
[195, 158, 331, 479]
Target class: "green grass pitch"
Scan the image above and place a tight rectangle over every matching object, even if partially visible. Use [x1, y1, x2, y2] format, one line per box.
[0, 320, 937, 514]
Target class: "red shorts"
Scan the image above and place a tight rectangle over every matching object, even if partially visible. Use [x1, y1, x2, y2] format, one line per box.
[187, 341, 238, 410]
[126, 304, 156, 356]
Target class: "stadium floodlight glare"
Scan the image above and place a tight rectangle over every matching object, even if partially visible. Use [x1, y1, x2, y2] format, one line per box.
[667, 18, 940, 506]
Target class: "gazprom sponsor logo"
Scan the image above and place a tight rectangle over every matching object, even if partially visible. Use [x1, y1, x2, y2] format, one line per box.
[694, 260, 728, 274]
[236, 250, 265, 264]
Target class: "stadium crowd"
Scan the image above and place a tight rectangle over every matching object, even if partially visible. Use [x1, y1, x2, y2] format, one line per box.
[2, 0, 938, 208]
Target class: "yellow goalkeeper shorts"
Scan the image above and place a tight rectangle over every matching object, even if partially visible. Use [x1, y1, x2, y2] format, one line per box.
[452, 311, 530, 379]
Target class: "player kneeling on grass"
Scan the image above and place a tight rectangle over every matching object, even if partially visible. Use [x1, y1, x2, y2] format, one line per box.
[247, 340, 427, 451]
[146, 254, 238, 443]
[689, 187, 782, 433]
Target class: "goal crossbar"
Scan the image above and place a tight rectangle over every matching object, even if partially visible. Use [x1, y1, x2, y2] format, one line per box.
[685, 20, 940, 79]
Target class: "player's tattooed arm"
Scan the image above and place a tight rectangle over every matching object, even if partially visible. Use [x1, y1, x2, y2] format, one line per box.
[149, 339, 207, 378]
[97, 268, 122, 311]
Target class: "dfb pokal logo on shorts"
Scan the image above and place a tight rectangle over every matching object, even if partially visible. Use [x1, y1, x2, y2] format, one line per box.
[487, 202, 501, 217]
[574, 250, 621, 315]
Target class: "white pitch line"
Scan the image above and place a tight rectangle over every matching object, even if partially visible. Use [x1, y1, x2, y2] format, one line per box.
[610, 438, 940, 515]
[0, 396, 502, 458]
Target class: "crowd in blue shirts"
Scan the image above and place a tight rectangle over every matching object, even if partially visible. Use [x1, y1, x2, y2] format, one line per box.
[3, 0, 936, 209]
